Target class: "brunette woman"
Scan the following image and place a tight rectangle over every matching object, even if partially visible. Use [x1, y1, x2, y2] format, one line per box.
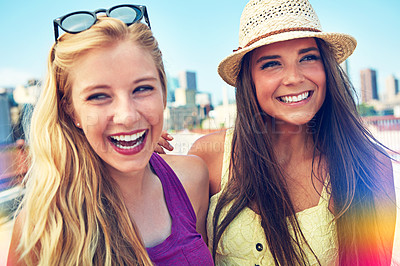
[188, 0, 396, 265]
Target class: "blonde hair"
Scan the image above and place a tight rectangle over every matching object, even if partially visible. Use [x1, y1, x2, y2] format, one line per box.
[17, 18, 166, 265]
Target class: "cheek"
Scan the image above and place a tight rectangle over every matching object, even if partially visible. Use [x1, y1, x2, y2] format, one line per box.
[253, 71, 276, 97]
[146, 110, 163, 127]
[314, 67, 326, 87]
[76, 107, 109, 146]
[142, 97, 164, 126]
[79, 109, 110, 141]
[255, 82, 275, 103]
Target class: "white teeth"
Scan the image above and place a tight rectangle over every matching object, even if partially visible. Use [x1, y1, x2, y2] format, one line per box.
[280, 92, 310, 103]
[110, 130, 146, 142]
[114, 140, 143, 149]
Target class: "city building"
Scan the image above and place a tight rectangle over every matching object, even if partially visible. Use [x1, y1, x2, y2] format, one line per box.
[174, 88, 196, 106]
[165, 70, 205, 130]
[195, 92, 212, 119]
[178, 71, 197, 91]
[360, 68, 379, 103]
[369, 74, 400, 115]
[171, 71, 198, 107]
[201, 86, 236, 130]
[0, 89, 13, 145]
[166, 74, 179, 103]
[386, 74, 399, 98]
[164, 105, 200, 130]
[195, 92, 211, 107]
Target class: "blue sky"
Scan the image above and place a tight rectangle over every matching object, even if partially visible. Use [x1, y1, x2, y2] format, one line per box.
[0, 0, 399, 104]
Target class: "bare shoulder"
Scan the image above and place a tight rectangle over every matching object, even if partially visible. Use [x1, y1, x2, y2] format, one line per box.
[160, 154, 209, 205]
[160, 153, 209, 185]
[188, 130, 227, 196]
[188, 130, 227, 158]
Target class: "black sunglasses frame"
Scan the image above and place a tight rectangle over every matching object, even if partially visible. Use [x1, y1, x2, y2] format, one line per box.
[53, 4, 151, 42]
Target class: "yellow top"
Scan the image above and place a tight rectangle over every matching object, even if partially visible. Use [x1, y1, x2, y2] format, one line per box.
[207, 128, 338, 265]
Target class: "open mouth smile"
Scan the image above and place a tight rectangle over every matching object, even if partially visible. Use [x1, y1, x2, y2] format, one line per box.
[108, 129, 148, 151]
[278, 91, 312, 104]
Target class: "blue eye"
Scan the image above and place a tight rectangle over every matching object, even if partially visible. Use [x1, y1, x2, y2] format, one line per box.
[133, 86, 154, 94]
[260, 61, 281, 70]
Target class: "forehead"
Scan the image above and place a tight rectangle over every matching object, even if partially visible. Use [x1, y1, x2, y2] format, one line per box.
[69, 40, 157, 85]
[252, 37, 319, 57]
[74, 40, 151, 67]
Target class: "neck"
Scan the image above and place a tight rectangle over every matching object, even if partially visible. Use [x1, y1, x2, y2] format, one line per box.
[269, 122, 315, 165]
[108, 164, 152, 201]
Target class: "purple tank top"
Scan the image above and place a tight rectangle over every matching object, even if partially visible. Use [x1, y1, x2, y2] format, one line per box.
[146, 153, 214, 266]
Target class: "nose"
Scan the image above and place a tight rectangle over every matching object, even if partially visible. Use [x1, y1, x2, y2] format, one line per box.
[282, 64, 305, 86]
[112, 97, 140, 128]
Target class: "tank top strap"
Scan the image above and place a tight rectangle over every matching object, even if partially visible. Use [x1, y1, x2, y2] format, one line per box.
[220, 128, 234, 190]
[149, 152, 196, 222]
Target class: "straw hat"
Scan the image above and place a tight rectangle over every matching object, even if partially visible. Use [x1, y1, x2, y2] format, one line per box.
[218, 0, 357, 87]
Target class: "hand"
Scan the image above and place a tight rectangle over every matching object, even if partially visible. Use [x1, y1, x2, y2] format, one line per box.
[155, 130, 174, 154]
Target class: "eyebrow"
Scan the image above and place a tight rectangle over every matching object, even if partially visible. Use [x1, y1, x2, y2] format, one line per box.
[79, 76, 158, 95]
[255, 46, 319, 64]
[299, 47, 319, 54]
[135, 76, 158, 83]
[256, 55, 280, 64]
[79, 84, 110, 95]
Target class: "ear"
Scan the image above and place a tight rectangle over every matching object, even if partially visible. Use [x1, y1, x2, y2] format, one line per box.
[71, 114, 81, 129]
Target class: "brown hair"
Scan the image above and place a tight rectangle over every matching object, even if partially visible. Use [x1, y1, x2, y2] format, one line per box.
[211, 38, 392, 265]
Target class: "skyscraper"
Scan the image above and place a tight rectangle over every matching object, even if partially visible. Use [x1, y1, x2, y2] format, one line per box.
[360, 68, 378, 103]
[174, 71, 198, 106]
[385, 74, 399, 98]
[178, 71, 197, 91]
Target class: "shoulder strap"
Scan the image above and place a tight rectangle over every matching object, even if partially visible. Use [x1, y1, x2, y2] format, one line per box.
[150, 153, 196, 222]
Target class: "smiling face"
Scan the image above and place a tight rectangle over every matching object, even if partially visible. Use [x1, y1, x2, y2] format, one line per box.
[70, 40, 164, 177]
[251, 38, 326, 127]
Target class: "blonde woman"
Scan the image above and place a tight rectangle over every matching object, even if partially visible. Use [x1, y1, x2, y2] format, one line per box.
[7, 5, 212, 266]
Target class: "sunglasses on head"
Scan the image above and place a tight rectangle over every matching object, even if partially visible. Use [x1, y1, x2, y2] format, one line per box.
[53, 4, 151, 42]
